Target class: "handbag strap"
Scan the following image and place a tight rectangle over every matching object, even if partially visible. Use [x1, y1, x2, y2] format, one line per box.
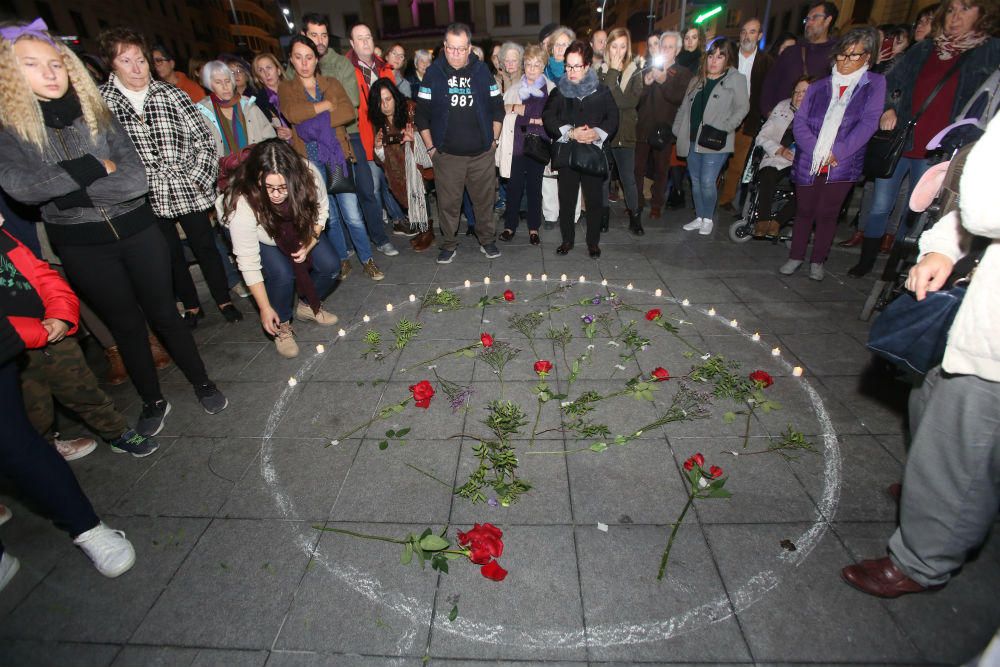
[912, 51, 969, 124]
[801, 44, 808, 77]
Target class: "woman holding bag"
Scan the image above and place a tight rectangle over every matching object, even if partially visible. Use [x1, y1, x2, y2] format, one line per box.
[672, 37, 749, 237]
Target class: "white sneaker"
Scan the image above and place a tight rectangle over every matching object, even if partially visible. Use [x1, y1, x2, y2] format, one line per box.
[809, 262, 825, 281]
[0, 552, 20, 593]
[779, 259, 803, 275]
[698, 219, 714, 235]
[73, 523, 136, 578]
[53, 434, 97, 461]
[682, 217, 704, 231]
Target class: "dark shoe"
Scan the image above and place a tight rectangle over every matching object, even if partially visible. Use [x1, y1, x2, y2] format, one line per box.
[841, 556, 943, 598]
[392, 219, 418, 237]
[628, 210, 644, 236]
[105, 346, 128, 385]
[480, 243, 501, 259]
[410, 230, 435, 253]
[436, 248, 456, 264]
[588, 244, 601, 258]
[838, 230, 864, 248]
[529, 231, 540, 245]
[600, 207, 610, 233]
[148, 335, 172, 370]
[880, 233, 895, 254]
[181, 309, 204, 328]
[499, 229, 515, 242]
[666, 189, 684, 209]
[219, 303, 243, 323]
[109, 429, 159, 458]
[136, 399, 171, 437]
[465, 227, 475, 236]
[649, 207, 662, 220]
[556, 243, 573, 255]
[195, 382, 228, 415]
[848, 237, 881, 278]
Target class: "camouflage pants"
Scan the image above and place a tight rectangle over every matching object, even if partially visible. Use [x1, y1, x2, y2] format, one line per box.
[19, 337, 127, 442]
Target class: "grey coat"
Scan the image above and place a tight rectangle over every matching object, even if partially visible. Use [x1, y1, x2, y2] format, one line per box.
[673, 67, 750, 156]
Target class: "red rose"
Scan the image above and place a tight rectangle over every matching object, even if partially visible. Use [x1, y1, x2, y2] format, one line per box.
[480, 333, 494, 348]
[709, 465, 723, 479]
[693, 453, 705, 468]
[408, 380, 435, 408]
[481, 560, 508, 581]
[749, 370, 774, 388]
[534, 360, 553, 376]
[651, 367, 670, 381]
[645, 308, 662, 321]
[457, 523, 504, 565]
[503, 290, 515, 302]
[683, 458, 694, 471]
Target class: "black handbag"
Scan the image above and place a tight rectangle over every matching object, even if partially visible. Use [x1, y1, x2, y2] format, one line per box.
[696, 124, 728, 151]
[648, 124, 672, 150]
[522, 130, 552, 165]
[550, 140, 608, 176]
[863, 54, 967, 180]
[326, 161, 355, 195]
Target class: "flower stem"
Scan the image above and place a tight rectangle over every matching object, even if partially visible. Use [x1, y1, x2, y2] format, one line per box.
[313, 525, 408, 545]
[330, 398, 410, 444]
[400, 344, 478, 373]
[657, 491, 696, 581]
[525, 445, 594, 456]
[528, 399, 543, 448]
[404, 462, 455, 489]
[742, 407, 754, 449]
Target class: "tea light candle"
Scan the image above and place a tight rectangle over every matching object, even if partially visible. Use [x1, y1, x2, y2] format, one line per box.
[601, 279, 608, 286]
[560, 273, 568, 281]
[464, 279, 471, 287]
[541, 273, 548, 281]
[386, 303, 393, 312]
[730, 319, 738, 328]
[408, 294, 416, 302]
[654, 288, 662, 297]
[578, 275, 586, 283]
[771, 347, 781, 356]
[526, 273, 533, 281]
[707, 308, 716, 317]
[792, 366, 804, 377]
[626, 283, 634, 290]
[318, 343, 327, 352]
[504, 274, 511, 282]
[287, 377, 297, 387]
[682, 299, 690, 306]
[363, 314, 370, 323]
[436, 287, 443, 294]
[484, 276, 491, 285]
[752, 332, 761, 342]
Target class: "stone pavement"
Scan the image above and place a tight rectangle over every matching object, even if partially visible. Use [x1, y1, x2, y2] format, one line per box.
[1, 206, 998, 666]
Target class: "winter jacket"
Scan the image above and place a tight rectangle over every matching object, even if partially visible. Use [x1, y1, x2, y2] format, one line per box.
[0, 229, 79, 349]
[597, 61, 644, 148]
[285, 48, 362, 133]
[635, 63, 693, 144]
[756, 98, 796, 171]
[740, 48, 774, 136]
[919, 114, 1000, 380]
[170, 71, 206, 104]
[884, 38, 1000, 151]
[791, 70, 885, 185]
[347, 50, 394, 161]
[497, 77, 555, 178]
[673, 68, 750, 157]
[760, 40, 838, 117]
[415, 53, 505, 156]
[0, 114, 150, 246]
[217, 162, 328, 287]
[101, 76, 219, 217]
[542, 70, 619, 148]
[278, 76, 358, 161]
[196, 96, 277, 158]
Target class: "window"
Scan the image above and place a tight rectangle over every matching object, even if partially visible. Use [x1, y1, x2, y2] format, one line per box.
[34, 1, 58, 32]
[524, 1, 540, 25]
[494, 3, 510, 27]
[417, 2, 435, 27]
[69, 10, 89, 38]
[454, 0, 471, 24]
[382, 4, 400, 35]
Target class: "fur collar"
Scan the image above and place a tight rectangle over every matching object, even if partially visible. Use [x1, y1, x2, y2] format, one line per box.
[557, 68, 599, 99]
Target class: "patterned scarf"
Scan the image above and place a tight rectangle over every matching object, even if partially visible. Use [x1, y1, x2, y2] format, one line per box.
[211, 94, 248, 156]
[518, 74, 546, 100]
[934, 31, 988, 60]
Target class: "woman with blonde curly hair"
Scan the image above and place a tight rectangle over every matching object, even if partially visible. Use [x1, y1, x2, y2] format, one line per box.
[0, 19, 228, 438]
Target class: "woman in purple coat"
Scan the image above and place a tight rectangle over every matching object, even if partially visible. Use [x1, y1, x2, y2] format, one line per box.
[779, 27, 885, 282]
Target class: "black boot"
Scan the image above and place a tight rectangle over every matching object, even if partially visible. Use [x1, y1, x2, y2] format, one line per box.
[848, 237, 881, 278]
[666, 187, 684, 209]
[628, 210, 644, 236]
[601, 207, 610, 233]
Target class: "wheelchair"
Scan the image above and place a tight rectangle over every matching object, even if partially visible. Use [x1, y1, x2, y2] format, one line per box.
[727, 145, 796, 244]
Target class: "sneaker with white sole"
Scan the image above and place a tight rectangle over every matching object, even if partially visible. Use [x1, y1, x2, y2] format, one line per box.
[436, 248, 456, 264]
[480, 243, 501, 259]
[109, 429, 159, 458]
[136, 400, 171, 437]
[779, 259, 803, 275]
[698, 219, 714, 235]
[73, 523, 135, 578]
[0, 552, 20, 593]
[273, 321, 299, 358]
[376, 242, 399, 257]
[53, 434, 97, 461]
[809, 262, 825, 281]
[682, 217, 704, 231]
[363, 258, 385, 281]
[295, 300, 339, 325]
[195, 382, 228, 414]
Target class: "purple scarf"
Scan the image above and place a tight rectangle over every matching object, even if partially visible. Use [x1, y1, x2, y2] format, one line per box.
[295, 110, 348, 173]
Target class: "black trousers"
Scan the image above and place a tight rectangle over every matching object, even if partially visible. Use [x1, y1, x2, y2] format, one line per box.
[557, 167, 605, 247]
[756, 166, 796, 223]
[504, 154, 545, 232]
[0, 361, 100, 557]
[58, 223, 209, 404]
[157, 208, 232, 310]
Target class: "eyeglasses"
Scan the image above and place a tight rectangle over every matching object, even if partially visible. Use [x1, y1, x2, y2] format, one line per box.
[834, 52, 867, 61]
[565, 64, 586, 71]
[265, 184, 288, 195]
[803, 13, 828, 23]
[389, 51, 405, 58]
[444, 45, 469, 53]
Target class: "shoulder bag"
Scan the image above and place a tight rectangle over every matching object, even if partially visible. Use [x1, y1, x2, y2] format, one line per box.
[522, 127, 552, 165]
[326, 161, 356, 195]
[864, 52, 968, 179]
[550, 138, 608, 176]
[695, 72, 729, 151]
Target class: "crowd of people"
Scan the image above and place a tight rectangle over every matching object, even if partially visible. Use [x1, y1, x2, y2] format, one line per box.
[0, 1, 997, 603]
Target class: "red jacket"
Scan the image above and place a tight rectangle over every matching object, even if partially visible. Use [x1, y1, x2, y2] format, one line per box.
[1, 230, 79, 349]
[347, 50, 394, 161]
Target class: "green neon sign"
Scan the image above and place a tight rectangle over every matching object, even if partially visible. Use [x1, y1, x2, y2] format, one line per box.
[694, 5, 723, 23]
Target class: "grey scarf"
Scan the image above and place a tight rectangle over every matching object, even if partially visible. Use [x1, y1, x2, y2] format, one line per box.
[557, 68, 599, 99]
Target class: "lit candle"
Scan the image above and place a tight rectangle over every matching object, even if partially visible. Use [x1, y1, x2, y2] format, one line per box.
[408, 294, 416, 302]
[707, 308, 716, 317]
[317, 343, 327, 352]
[578, 275, 586, 283]
[504, 274, 511, 283]
[526, 273, 533, 281]
[436, 287, 442, 294]
[771, 347, 781, 356]
[601, 279, 608, 286]
[287, 377, 297, 387]
[730, 319, 738, 328]
[752, 332, 761, 342]
[626, 283, 634, 290]
[484, 276, 491, 285]
[541, 273, 548, 281]
[654, 288, 662, 297]
[560, 273, 567, 281]
[362, 315, 370, 323]
[682, 299, 690, 306]
[792, 366, 804, 377]
[386, 303, 393, 312]
[464, 279, 471, 287]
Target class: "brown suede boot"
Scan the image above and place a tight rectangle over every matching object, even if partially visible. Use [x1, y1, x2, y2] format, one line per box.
[149, 334, 172, 370]
[105, 346, 127, 385]
[410, 229, 435, 252]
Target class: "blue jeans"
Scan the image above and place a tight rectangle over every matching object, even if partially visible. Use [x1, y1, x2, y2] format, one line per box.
[686, 151, 730, 220]
[862, 156, 928, 239]
[313, 160, 374, 265]
[373, 162, 406, 221]
[348, 133, 391, 247]
[259, 236, 340, 323]
[215, 230, 242, 289]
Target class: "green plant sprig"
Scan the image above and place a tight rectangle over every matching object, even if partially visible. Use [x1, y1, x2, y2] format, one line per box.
[391, 318, 422, 351]
[422, 289, 463, 311]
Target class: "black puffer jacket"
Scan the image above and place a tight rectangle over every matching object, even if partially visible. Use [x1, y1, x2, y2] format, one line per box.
[542, 70, 619, 146]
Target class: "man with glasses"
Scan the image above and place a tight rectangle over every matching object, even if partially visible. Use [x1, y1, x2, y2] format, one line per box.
[416, 23, 505, 264]
[760, 1, 839, 117]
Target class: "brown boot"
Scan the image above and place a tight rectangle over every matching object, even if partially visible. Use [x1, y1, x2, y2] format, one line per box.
[149, 334, 172, 370]
[105, 346, 127, 385]
[410, 229, 435, 252]
[838, 230, 864, 248]
[753, 219, 776, 238]
[879, 234, 895, 254]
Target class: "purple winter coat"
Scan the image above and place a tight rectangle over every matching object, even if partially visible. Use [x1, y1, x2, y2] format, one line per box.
[791, 70, 885, 186]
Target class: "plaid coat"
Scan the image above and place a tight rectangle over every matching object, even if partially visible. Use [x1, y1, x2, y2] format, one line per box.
[100, 75, 218, 218]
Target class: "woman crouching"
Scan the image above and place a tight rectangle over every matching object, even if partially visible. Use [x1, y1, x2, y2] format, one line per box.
[220, 139, 340, 358]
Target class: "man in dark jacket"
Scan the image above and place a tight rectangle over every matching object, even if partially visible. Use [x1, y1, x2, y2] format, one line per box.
[760, 1, 838, 117]
[416, 23, 505, 263]
[719, 17, 774, 213]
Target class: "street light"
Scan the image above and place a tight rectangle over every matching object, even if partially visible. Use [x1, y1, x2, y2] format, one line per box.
[597, 0, 609, 30]
[282, 7, 290, 15]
